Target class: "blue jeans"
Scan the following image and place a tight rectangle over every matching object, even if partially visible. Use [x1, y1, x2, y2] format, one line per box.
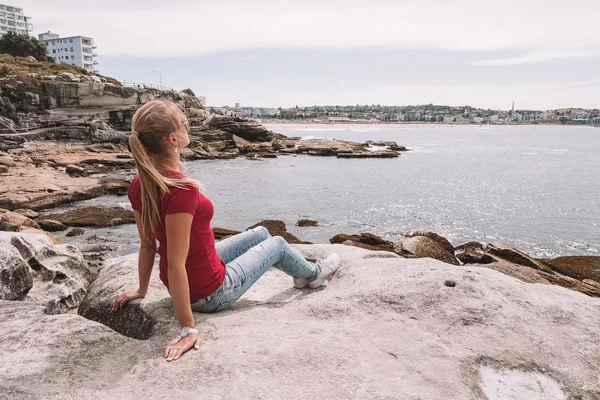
[191, 226, 319, 313]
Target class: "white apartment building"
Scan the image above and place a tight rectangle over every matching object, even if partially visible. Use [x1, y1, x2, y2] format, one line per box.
[38, 31, 98, 73]
[0, 3, 33, 37]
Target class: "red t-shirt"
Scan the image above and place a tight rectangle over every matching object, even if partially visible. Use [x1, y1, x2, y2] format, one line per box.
[127, 170, 226, 302]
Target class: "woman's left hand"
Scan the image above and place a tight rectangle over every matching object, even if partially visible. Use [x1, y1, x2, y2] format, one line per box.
[165, 333, 203, 362]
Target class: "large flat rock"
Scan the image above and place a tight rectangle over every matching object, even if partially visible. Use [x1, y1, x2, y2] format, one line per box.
[1, 244, 599, 399]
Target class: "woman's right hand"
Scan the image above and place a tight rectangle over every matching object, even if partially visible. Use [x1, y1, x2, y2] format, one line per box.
[112, 288, 145, 311]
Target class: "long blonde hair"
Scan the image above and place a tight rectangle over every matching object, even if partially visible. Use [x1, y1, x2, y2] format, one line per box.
[129, 100, 199, 244]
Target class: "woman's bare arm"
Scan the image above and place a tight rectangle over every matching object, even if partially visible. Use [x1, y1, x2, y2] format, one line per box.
[113, 210, 156, 310]
[163, 212, 201, 361]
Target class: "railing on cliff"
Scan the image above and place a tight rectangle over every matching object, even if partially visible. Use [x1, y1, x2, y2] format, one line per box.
[121, 81, 175, 91]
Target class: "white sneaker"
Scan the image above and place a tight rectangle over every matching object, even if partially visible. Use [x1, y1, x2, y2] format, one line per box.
[293, 277, 310, 289]
[308, 254, 341, 289]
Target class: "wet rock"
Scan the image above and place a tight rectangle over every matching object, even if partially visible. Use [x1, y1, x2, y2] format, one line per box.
[0, 232, 91, 313]
[36, 219, 68, 232]
[0, 245, 33, 300]
[78, 254, 174, 340]
[336, 151, 399, 159]
[456, 250, 495, 265]
[66, 228, 85, 237]
[330, 233, 395, 253]
[45, 206, 135, 228]
[257, 152, 277, 158]
[394, 234, 459, 265]
[544, 256, 600, 283]
[213, 227, 242, 241]
[454, 241, 485, 252]
[406, 231, 455, 254]
[0, 210, 40, 231]
[296, 219, 319, 227]
[485, 242, 553, 273]
[66, 164, 88, 177]
[99, 178, 130, 196]
[247, 220, 311, 244]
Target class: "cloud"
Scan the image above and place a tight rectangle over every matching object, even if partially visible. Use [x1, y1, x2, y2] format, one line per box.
[473, 47, 600, 66]
[20, 0, 600, 60]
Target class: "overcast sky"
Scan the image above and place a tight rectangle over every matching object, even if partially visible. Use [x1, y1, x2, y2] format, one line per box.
[19, 0, 600, 109]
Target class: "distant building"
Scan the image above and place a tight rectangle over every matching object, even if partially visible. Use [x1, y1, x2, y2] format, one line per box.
[0, 3, 33, 37]
[38, 31, 98, 73]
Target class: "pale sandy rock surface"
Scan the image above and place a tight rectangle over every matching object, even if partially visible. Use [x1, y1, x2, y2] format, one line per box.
[0, 244, 599, 399]
[0, 232, 91, 314]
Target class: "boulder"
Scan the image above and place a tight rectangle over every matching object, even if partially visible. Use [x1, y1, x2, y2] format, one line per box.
[330, 233, 395, 253]
[66, 227, 85, 237]
[0, 210, 40, 231]
[44, 206, 135, 227]
[0, 232, 91, 313]
[454, 241, 485, 252]
[1, 244, 600, 399]
[486, 242, 553, 273]
[544, 256, 600, 283]
[247, 220, 310, 244]
[296, 219, 319, 227]
[0, 245, 33, 300]
[36, 219, 68, 232]
[406, 231, 455, 254]
[78, 254, 174, 340]
[456, 250, 495, 265]
[213, 227, 242, 241]
[394, 235, 459, 265]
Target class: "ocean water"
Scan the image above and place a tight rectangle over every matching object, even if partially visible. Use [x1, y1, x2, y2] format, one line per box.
[60, 124, 599, 259]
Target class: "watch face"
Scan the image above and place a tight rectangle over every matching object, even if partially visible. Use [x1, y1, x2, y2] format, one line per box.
[181, 327, 190, 336]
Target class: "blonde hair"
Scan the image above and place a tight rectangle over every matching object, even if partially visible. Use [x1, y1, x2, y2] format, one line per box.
[129, 100, 199, 244]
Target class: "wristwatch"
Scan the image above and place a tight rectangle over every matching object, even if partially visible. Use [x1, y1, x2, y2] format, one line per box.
[180, 327, 199, 338]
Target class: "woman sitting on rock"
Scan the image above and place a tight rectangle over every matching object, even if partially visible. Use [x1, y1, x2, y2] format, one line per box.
[112, 100, 340, 362]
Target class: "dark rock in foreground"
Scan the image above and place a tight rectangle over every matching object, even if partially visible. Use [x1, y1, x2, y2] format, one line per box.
[330, 232, 395, 253]
[394, 232, 459, 265]
[247, 220, 311, 244]
[78, 254, 174, 340]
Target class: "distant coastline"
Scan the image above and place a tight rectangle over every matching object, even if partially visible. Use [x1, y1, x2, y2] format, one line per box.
[263, 122, 598, 131]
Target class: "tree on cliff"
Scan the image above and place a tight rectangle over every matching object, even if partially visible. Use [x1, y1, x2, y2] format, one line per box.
[0, 32, 52, 62]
